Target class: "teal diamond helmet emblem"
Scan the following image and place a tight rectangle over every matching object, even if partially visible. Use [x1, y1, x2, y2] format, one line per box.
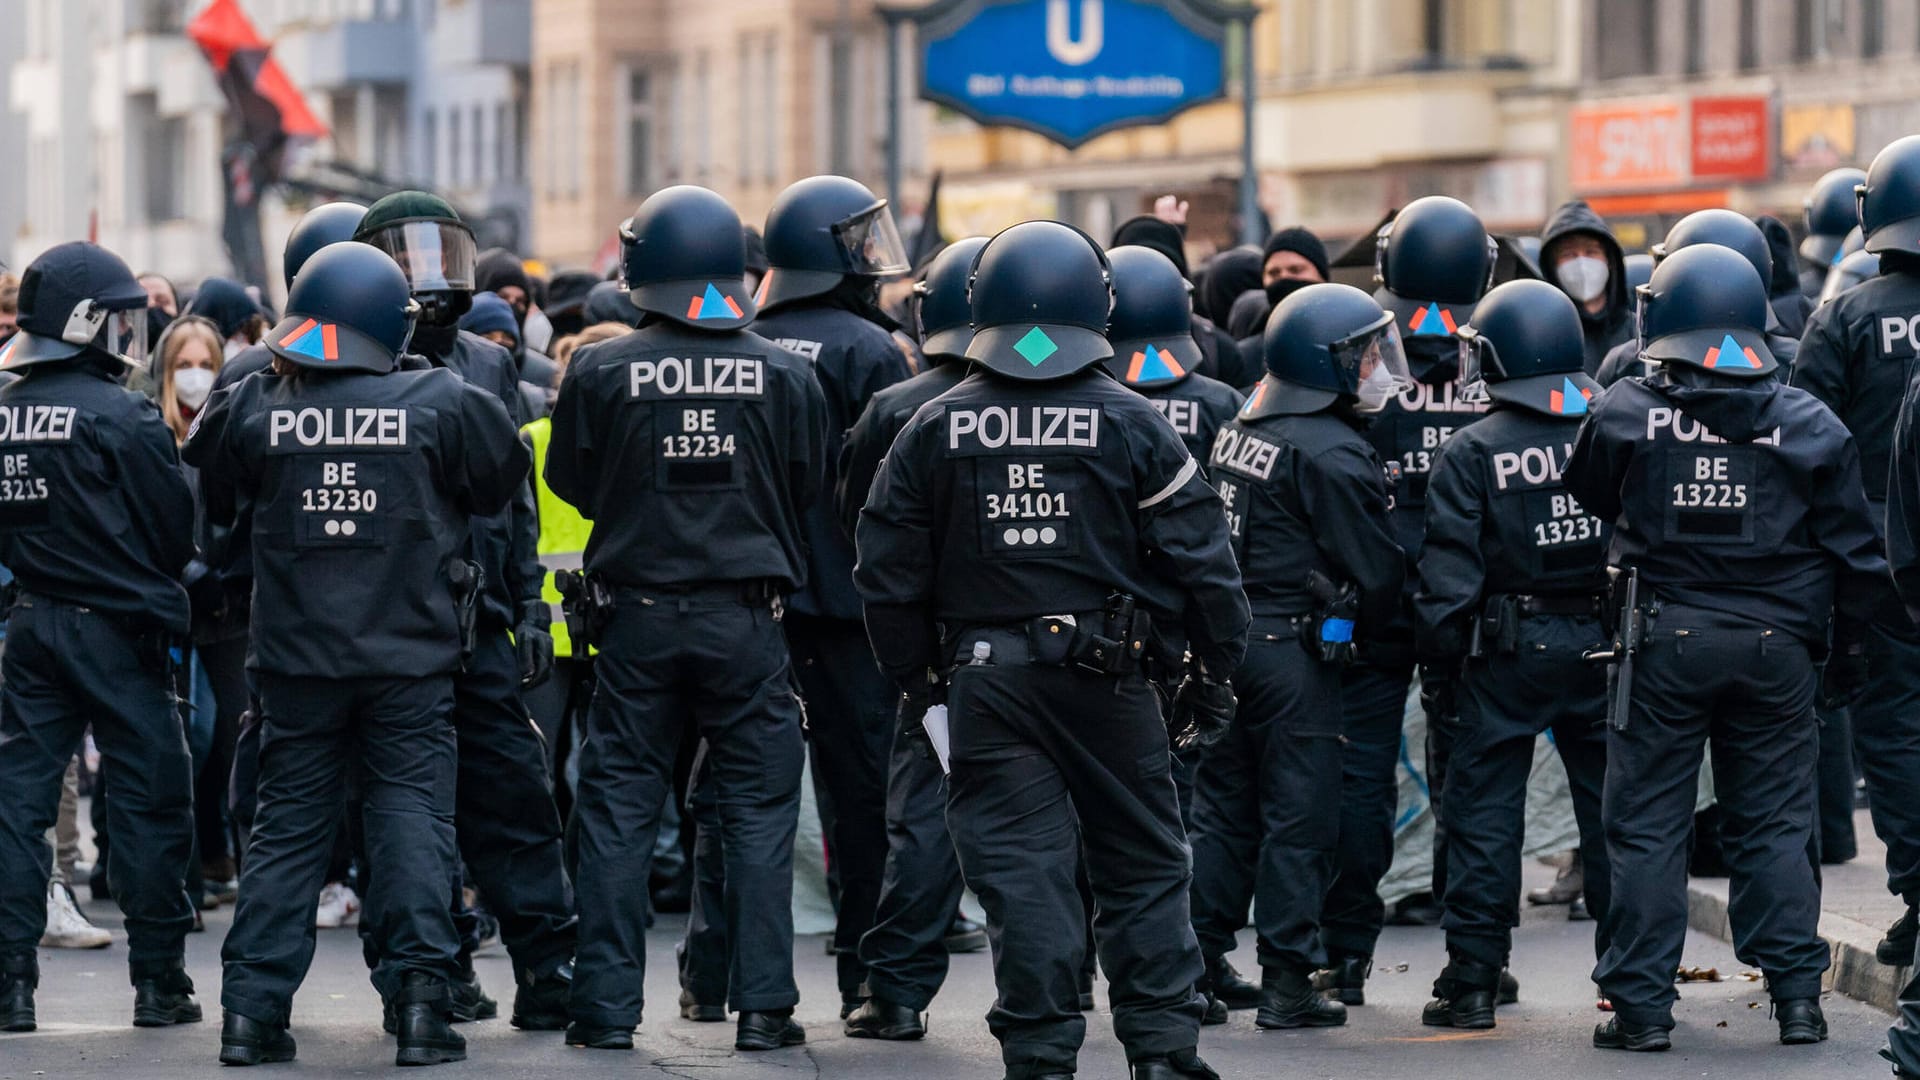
[1014, 326, 1059, 366]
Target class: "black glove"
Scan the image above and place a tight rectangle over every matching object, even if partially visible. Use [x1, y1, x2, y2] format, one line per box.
[899, 673, 942, 762]
[183, 560, 227, 625]
[1418, 663, 1458, 727]
[1820, 641, 1870, 710]
[1169, 658, 1237, 753]
[515, 601, 555, 689]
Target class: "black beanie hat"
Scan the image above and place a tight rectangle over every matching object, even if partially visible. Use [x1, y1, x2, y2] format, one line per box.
[1111, 215, 1189, 280]
[1262, 226, 1331, 282]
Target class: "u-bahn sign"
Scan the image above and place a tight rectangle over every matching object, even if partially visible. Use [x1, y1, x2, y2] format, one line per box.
[896, 0, 1251, 149]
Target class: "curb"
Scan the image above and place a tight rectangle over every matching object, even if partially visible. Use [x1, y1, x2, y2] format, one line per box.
[1686, 878, 1906, 1013]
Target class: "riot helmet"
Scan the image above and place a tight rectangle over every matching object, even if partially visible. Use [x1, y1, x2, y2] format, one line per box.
[263, 241, 419, 374]
[1456, 279, 1598, 416]
[914, 236, 987, 362]
[617, 185, 756, 331]
[758, 175, 909, 311]
[1859, 136, 1920, 255]
[1802, 167, 1867, 267]
[1651, 209, 1772, 287]
[353, 191, 478, 325]
[0, 242, 151, 371]
[1104, 245, 1202, 388]
[1819, 249, 1881, 307]
[1623, 252, 1655, 292]
[963, 221, 1113, 381]
[1245, 282, 1411, 419]
[1636, 243, 1774, 379]
[1375, 196, 1496, 305]
[282, 201, 368, 291]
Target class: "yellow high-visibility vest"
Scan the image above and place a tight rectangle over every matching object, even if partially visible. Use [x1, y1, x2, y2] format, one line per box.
[524, 417, 593, 658]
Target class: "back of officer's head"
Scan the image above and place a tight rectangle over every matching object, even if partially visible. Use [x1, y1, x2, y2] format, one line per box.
[1860, 135, 1920, 256]
[963, 221, 1113, 382]
[617, 185, 756, 333]
[914, 236, 987, 363]
[1638, 244, 1774, 384]
[283, 202, 368, 293]
[1, 241, 148, 375]
[1104, 245, 1202, 388]
[263, 241, 417, 377]
[1653, 209, 1772, 290]
[1251, 282, 1406, 417]
[1458, 280, 1601, 415]
[1375, 196, 1494, 305]
[758, 175, 909, 312]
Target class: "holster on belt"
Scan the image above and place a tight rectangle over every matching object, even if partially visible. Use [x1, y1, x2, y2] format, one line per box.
[448, 559, 484, 667]
[554, 569, 615, 650]
[1470, 595, 1521, 657]
[1023, 593, 1151, 676]
[1303, 570, 1360, 664]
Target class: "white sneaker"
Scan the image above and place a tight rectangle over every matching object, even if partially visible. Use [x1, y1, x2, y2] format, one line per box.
[314, 881, 361, 928]
[41, 882, 111, 949]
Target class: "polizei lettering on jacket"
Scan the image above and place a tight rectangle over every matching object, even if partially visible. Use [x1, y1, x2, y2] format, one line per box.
[629, 355, 765, 398]
[0, 405, 77, 443]
[1492, 442, 1574, 490]
[268, 407, 408, 448]
[947, 406, 1100, 451]
[1644, 407, 1781, 446]
[1210, 426, 1281, 481]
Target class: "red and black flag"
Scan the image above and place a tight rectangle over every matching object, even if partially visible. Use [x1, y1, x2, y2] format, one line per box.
[188, 0, 326, 177]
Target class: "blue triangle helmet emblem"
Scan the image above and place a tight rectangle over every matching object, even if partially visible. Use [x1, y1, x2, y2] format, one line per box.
[1558, 377, 1588, 415]
[283, 323, 328, 360]
[692, 283, 743, 320]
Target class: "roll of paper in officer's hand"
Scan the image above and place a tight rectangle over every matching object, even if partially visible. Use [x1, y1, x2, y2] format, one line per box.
[923, 705, 952, 775]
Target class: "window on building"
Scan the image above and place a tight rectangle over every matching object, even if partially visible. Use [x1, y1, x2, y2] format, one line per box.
[762, 34, 779, 183]
[495, 103, 510, 185]
[449, 108, 463, 187]
[1862, 0, 1883, 58]
[666, 62, 686, 183]
[566, 64, 583, 197]
[423, 109, 438, 185]
[1739, 0, 1760, 67]
[513, 98, 527, 184]
[694, 52, 712, 184]
[738, 36, 757, 185]
[146, 115, 186, 222]
[1595, 0, 1658, 78]
[1793, 0, 1822, 61]
[620, 67, 656, 197]
[471, 105, 484, 186]
[1684, 0, 1706, 73]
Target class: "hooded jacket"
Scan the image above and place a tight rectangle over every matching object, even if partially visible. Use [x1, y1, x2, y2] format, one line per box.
[1539, 201, 1633, 376]
[1757, 215, 1814, 340]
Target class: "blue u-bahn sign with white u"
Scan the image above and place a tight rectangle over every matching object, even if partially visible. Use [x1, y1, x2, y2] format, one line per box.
[900, 0, 1251, 149]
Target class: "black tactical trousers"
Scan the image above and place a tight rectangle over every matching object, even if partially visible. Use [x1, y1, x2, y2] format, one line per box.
[0, 598, 195, 981]
[1442, 615, 1611, 973]
[944, 629, 1204, 1077]
[1891, 931, 1920, 1076]
[1593, 603, 1828, 1029]
[857, 701, 968, 1011]
[570, 588, 804, 1028]
[679, 759, 729, 1006]
[1321, 659, 1413, 961]
[1191, 628, 1343, 976]
[1853, 618, 1920, 903]
[222, 674, 460, 1026]
[1815, 704, 1857, 863]
[786, 613, 896, 1001]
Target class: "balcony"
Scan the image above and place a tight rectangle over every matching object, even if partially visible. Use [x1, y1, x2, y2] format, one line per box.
[438, 0, 532, 69]
[1256, 68, 1525, 172]
[285, 19, 414, 90]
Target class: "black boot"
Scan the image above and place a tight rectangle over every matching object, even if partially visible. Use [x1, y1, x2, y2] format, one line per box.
[1204, 956, 1263, 1010]
[1497, 968, 1520, 1005]
[1421, 962, 1498, 1030]
[132, 967, 202, 1027]
[564, 1022, 633, 1050]
[510, 962, 571, 1031]
[1592, 1016, 1672, 1052]
[1256, 969, 1347, 1029]
[0, 957, 35, 1033]
[1132, 1047, 1221, 1079]
[1312, 954, 1370, 1006]
[736, 1009, 805, 1051]
[1880, 906, 1918, 967]
[1200, 995, 1227, 1026]
[393, 973, 466, 1067]
[679, 987, 726, 1022]
[218, 1011, 297, 1066]
[1775, 998, 1829, 1045]
[449, 955, 497, 1023]
[844, 996, 926, 1040]
[944, 912, 988, 953]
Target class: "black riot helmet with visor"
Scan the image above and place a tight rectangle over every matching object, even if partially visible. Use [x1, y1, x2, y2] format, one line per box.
[0, 241, 152, 373]
[1635, 243, 1775, 380]
[1455, 279, 1600, 417]
[1245, 282, 1411, 419]
[913, 236, 988, 361]
[353, 191, 478, 325]
[757, 175, 910, 311]
[1374, 196, 1497, 306]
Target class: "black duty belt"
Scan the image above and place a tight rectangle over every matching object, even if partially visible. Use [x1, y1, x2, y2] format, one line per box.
[613, 579, 783, 606]
[952, 595, 1152, 678]
[1488, 592, 1606, 618]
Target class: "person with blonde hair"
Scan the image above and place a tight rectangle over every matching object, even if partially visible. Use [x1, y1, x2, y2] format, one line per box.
[155, 317, 225, 445]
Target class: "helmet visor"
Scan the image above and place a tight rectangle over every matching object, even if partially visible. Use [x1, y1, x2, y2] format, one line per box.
[104, 306, 150, 369]
[1455, 327, 1497, 404]
[832, 203, 910, 278]
[361, 220, 477, 293]
[1333, 315, 1412, 414]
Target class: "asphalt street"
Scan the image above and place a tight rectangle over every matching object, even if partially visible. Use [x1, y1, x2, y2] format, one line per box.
[2, 878, 1899, 1080]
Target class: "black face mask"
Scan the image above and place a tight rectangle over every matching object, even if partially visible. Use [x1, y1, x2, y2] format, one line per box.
[1265, 276, 1315, 307]
[146, 307, 175, 344]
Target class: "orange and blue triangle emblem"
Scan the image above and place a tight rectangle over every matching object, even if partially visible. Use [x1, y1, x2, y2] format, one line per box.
[278, 318, 339, 361]
[687, 283, 745, 321]
[1241, 382, 1267, 416]
[1702, 333, 1762, 370]
[1126, 344, 1185, 383]
[1407, 302, 1458, 336]
[1548, 377, 1593, 416]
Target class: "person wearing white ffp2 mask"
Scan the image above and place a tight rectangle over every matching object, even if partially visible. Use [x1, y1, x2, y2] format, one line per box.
[1538, 199, 1633, 377]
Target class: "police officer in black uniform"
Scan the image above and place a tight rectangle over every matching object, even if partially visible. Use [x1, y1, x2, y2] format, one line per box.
[0, 243, 198, 1033]
[1795, 136, 1920, 971]
[1414, 280, 1611, 1029]
[752, 174, 915, 1016]
[352, 192, 577, 1028]
[1104, 246, 1245, 468]
[1802, 168, 1869, 300]
[855, 221, 1249, 1080]
[838, 236, 986, 1042]
[1191, 283, 1405, 1030]
[548, 185, 826, 1053]
[1319, 196, 1492, 1006]
[188, 241, 530, 1066]
[1565, 243, 1886, 1052]
[1596, 210, 1800, 387]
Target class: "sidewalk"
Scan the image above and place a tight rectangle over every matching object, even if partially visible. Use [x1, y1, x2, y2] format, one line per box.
[1687, 807, 1910, 1011]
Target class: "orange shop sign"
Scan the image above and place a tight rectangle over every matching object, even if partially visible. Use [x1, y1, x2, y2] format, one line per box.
[1571, 99, 1689, 191]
